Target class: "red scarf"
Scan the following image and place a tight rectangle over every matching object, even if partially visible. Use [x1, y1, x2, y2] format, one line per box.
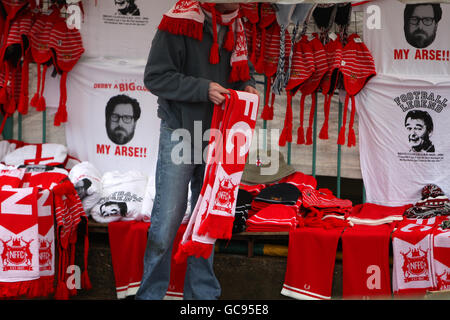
[158, 0, 250, 83]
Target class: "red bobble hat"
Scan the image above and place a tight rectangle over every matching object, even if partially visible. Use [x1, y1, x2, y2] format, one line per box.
[297, 34, 328, 146]
[279, 36, 314, 147]
[29, 10, 60, 112]
[318, 34, 343, 140]
[338, 33, 376, 148]
[49, 17, 84, 126]
[2, 11, 34, 116]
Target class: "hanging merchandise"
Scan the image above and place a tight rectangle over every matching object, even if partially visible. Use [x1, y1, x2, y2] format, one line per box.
[29, 8, 60, 112]
[363, 0, 450, 79]
[296, 33, 328, 146]
[355, 75, 450, 206]
[281, 35, 314, 147]
[0, 0, 35, 133]
[175, 89, 259, 260]
[337, 33, 376, 148]
[49, 14, 84, 126]
[59, 58, 161, 175]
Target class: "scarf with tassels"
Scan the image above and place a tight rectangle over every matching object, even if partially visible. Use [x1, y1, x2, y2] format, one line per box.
[338, 33, 376, 148]
[158, 0, 250, 83]
[175, 89, 259, 261]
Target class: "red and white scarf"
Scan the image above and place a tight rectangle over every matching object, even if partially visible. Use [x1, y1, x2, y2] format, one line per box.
[0, 186, 40, 298]
[175, 89, 259, 260]
[158, 0, 250, 83]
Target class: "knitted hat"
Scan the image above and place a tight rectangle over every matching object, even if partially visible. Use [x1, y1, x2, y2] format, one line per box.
[280, 36, 314, 147]
[283, 3, 314, 89]
[338, 33, 376, 147]
[2, 10, 34, 116]
[29, 10, 60, 112]
[319, 34, 343, 140]
[297, 34, 328, 146]
[49, 17, 84, 126]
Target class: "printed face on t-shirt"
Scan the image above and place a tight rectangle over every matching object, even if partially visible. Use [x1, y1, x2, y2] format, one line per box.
[405, 117, 430, 151]
[405, 5, 438, 48]
[107, 103, 137, 145]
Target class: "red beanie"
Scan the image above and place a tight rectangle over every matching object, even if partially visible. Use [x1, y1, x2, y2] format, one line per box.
[282, 35, 314, 146]
[29, 10, 60, 112]
[338, 33, 376, 147]
[49, 17, 84, 127]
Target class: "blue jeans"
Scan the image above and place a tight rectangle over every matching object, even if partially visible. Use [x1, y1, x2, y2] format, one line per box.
[135, 122, 221, 300]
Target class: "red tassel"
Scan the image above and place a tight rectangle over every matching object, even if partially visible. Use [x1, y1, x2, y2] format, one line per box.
[337, 94, 350, 146]
[176, 240, 214, 261]
[306, 126, 313, 145]
[209, 42, 219, 64]
[223, 24, 234, 52]
[297, 126, 305, 145]
[17, 94, 28, 115]
[30, 92, 39, 108]
[197, 214, 235, 240]
[337, 125, 346, 145]
[54, 281, 70, 300]
[261, 76, 272, 120]
[347, 95, 357, 147]
[319, 94, 331, 140]
[81, 270, 92, 291]
[229, 60, 250, 82]
[279, 128, 287, 147]
[36, 95, 46, 111]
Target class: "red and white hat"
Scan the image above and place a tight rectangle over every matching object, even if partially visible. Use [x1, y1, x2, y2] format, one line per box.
[298, 34, 328, 146]
[49, 17, 84, 126]
[279, 35, 314, 147]
[338, 33, 376, 147]
[29, 10, 60, 112]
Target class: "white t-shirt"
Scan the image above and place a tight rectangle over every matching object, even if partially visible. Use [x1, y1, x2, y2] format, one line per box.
[356, 74, 450, 206]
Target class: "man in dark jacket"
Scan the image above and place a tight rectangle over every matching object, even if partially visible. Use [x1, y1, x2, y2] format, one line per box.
[135, 2, 258, 300]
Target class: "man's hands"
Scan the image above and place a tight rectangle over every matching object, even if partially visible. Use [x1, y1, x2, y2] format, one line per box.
[208, 82, 229, 105]
[208, 82, 259, 105]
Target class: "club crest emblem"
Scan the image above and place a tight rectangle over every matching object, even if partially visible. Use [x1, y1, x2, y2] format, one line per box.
[401, 248, 429, 283]
[213, 178, 237, 214]
[1, 237, 34, 271]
